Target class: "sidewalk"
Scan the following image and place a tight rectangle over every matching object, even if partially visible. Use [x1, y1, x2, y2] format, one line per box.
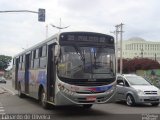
[0, 87, 7, 94]
[0, 80, 17, 95]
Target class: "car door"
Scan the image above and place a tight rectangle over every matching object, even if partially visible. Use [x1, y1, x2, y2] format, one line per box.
[116, 76, 125, 100]
[121, 79, 130, 100]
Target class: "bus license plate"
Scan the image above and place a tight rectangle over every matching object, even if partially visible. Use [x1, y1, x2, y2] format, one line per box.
[86, 96, 96, 101]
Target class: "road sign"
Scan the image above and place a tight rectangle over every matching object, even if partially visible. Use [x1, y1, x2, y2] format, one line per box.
[38, 8, 45, 22]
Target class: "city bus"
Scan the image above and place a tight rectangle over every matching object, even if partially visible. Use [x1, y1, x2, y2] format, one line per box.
[12, 32, 116, 109]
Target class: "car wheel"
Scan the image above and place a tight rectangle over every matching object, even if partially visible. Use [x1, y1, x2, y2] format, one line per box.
[151, 103, 159, 106]
[83, 104, 93, 109]
[126, 94, 135, 106]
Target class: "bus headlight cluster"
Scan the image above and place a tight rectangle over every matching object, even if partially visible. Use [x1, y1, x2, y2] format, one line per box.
[58, 83, 75, 96]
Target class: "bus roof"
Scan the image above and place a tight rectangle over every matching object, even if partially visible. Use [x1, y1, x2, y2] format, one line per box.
[13, 33, 59, 58]
[13, 31, 114, 58]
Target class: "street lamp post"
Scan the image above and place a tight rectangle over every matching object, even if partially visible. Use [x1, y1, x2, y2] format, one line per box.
[50, 18, 70, 32]
[50, 24, 70, 31]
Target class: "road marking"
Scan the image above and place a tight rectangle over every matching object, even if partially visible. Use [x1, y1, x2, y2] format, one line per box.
[1, 87, 15, 95]
[0, 102, 5, 114]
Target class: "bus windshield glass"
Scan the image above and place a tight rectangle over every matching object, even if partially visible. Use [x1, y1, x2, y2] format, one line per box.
[57, 45, 115, 80]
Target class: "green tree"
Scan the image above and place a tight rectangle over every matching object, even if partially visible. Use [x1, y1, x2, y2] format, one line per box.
[0, 55, 12, 71]
[118, 58, 160, 73]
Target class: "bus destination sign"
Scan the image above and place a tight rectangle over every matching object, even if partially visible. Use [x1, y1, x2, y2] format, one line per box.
[67, 35, 107, 43]
[60, 33, 114, 44]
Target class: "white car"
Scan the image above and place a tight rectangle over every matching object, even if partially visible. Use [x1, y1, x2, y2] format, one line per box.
[0, 76, 6, 83]
[116, 74, 160, 106]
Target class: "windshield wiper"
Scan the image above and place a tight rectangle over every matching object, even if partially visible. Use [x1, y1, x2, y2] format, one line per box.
[73, 45, 86, 71]
[74, 45, 85, 62]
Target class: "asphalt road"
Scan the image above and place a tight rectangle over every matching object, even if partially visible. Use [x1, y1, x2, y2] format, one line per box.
[0, 80, 160, 120]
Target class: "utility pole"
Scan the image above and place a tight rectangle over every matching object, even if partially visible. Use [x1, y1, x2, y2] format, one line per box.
[110, 29, 118, 73]
[115, 23, 124, 74]
[115, 27, 119, 74]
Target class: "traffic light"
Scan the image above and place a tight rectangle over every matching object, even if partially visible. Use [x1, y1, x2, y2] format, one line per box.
[38, 8, 45, 22]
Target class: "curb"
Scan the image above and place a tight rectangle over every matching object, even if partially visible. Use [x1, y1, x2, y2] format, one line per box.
[1, 87, 16, 95]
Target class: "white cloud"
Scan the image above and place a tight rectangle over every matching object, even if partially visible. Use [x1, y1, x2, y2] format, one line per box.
[0, 0, 160, 57]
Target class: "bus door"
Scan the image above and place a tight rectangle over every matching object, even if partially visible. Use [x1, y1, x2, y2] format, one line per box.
[15, 58, 19, 90]
[47, 44, 56, 102]
[25, 53, 30, 94]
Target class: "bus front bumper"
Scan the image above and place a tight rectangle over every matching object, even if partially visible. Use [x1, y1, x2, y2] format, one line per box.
[54, 89, 116, 105]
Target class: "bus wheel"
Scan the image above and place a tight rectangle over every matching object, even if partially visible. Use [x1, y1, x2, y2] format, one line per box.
[40, 89, 49, 109]
[83, 104, 93, 109]
[18, 83, 25, 98]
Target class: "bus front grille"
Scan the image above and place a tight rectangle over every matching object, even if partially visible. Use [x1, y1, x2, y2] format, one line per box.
[59, 77, 115, 86]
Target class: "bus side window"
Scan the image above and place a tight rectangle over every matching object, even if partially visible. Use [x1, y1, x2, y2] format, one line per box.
[31, 51, 34, 69]
[42, 45, 47, 57]
[39, 47, 42, 57]
[40, 45, 47, 68]
[22, 55, 25, 70]
[34, 49, 40, 69]
[19, 56, 22, 70]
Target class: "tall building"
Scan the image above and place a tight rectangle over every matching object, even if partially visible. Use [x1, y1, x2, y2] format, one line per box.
[121, 37, 160, 62]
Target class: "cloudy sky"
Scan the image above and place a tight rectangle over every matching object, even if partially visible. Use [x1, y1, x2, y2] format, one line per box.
[0, 0, 160, 56]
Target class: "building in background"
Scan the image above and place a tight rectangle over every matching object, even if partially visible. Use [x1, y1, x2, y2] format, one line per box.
[121, 37, 160, 63]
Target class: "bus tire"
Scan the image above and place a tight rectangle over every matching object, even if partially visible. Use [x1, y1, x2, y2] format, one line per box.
[83, 104, 93, 109]
[40, 88, 49, 109]
[18, 83, 25, 98]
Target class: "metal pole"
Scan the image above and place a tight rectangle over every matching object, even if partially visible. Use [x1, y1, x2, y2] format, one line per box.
[120, 23, 124, 74]
[0, 10, 38, 13]
[115, 27, 118, 73]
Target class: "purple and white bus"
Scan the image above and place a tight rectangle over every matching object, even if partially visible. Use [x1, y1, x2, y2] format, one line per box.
[12, 32, 116, 109]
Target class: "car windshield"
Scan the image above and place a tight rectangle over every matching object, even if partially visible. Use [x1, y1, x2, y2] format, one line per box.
[125, 76, 151, 85]
[57, 45, 115, 79]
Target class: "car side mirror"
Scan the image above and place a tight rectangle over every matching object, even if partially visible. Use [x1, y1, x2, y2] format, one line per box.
[118, 82, 124, 86]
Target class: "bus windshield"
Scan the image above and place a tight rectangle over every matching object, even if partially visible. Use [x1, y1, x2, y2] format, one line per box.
[57, 45, 115, 80]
